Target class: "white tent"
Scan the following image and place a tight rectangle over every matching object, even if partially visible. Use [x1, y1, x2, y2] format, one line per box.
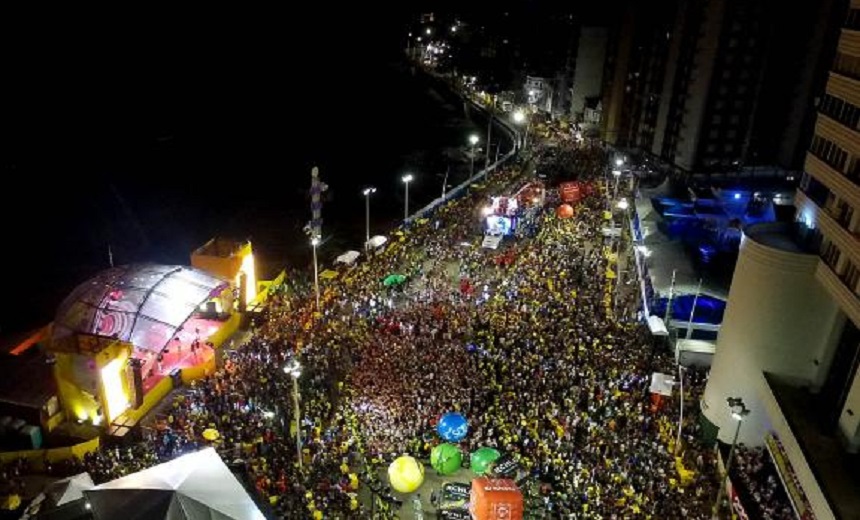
[48, 472, 95, 506]
[647, 315, 669, 336]
[649, 372, 675, 396]
[84, 448, 264, 520]
[335, 250, 361, 265]
[366, 235, 388, 249]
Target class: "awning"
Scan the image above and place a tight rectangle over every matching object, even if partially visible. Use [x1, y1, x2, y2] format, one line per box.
[366, 235, 388, 249]
[335, 250, 360, 265]
[649, 372, 675, 396]
[647, 315, 669, 336]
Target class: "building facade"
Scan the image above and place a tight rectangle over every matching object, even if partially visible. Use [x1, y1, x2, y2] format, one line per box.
[603, 0, 840, 176]
[701, 3, 860, 517]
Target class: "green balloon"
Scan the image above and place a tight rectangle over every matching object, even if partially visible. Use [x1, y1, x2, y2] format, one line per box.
[430, 443, 463, 475]
[470, 447, 501, 476]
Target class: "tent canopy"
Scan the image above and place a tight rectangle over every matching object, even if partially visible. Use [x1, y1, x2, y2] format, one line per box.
[84, 448, 264, 520]
[335, 250, 361, 265]
[366, 235, 388, 249]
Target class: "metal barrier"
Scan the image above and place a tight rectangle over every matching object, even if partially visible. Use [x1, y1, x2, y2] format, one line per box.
[404, 97, 521, 224]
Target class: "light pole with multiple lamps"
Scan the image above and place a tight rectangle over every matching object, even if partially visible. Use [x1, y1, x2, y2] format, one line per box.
[362, 187, 376, 247]
[712, 397, 750, 519]
[513, 110, 531, 150]
[284, 360, 303, 471]
[310, 237, 321, 311]
[401, 174, 413, 221]
[469, 134, 480, 177]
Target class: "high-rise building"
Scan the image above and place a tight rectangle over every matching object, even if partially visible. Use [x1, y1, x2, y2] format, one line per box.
[702, 3, 860, 518]
[603, 0, 840, 176]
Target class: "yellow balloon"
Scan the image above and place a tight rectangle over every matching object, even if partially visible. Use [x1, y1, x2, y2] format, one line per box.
[387, 455, 425, 493]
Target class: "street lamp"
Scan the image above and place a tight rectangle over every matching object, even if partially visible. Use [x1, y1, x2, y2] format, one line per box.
[712, 398, 750, 519]
[362, 187, 377, 248]
[402, 174, 414, 221]
[469, 134, 480, 177]
[310, 237, 321, 311]
[284, 360, 303, 471]
[615, 157, 625, 167]
[675, 365, 686, 454]
[616, 198, 629, 210]
[514, 110, 532, 149]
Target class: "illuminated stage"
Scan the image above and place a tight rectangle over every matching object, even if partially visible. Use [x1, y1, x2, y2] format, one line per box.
[137, 317, 223, 393]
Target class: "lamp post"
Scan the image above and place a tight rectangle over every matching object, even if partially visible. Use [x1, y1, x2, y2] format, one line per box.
[402, 174, 414, 221]
[675, 364, 686, 454]
[284, 360, 303, 471]
[469, 134, 480, 177]
[311, 237, 321, 311]
[362, 187, 376, 248]
[613, 198, 630, 319]
[712, 398, 750, 519]
[513, 110, 530, 150]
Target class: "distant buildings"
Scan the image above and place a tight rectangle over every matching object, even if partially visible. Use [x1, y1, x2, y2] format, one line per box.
[601, 0, 842, 176]
[569, 27, 607, 125]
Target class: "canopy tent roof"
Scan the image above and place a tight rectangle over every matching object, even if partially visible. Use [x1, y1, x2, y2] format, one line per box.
[84, 448, 264, 520]
[53, 264, 229, 353]
[48, 472, 95, 507]
[335, 250, 361, 265]
[365, 235, 388, 249]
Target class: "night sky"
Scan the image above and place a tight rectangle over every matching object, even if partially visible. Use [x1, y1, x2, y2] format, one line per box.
[2, 8, 492, 335]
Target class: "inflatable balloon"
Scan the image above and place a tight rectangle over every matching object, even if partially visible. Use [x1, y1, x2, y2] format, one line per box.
[557, 204, 574, 218]
[471, 447, 501, 476]
[388, 455, 425, 493]
[437, 412, 469, 442]
[431, 443, 463, 475]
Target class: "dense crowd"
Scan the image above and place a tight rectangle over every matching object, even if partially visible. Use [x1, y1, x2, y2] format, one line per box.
[4, 140, 733, 519]
[730, 446, 795, 520]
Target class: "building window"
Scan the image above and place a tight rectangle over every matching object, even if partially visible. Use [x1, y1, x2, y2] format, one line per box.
[810, 134, 849, 172]
[834, 52, 860, 81]
[846, 9, 860, 30]
[823, 239, 842, 271]
[819, 93, 860, 131]
[843, 261, 860, 292]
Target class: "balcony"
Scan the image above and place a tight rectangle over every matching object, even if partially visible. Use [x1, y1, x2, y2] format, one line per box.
[797, 189, 860, 269]
[839, 28, 860, 57]
[816, 114, 860, 158]
[816, 261, 860, 328]
[805, 154, 860, 210]
[826, 72, 860, 108]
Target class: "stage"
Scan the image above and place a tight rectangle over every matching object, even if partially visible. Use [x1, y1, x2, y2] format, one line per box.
[135, 317, 223, 393]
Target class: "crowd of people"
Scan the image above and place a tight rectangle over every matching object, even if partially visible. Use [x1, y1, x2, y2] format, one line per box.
[3, 138, 740, 519]
[730, 446, 796, 520]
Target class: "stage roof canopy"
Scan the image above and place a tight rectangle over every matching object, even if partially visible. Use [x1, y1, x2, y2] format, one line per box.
[53, 264, 228, 353]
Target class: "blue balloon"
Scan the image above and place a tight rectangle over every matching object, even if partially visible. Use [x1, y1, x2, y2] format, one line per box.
[437, 412, 469, 442]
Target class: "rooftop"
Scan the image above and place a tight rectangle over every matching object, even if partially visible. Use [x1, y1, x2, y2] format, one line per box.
[192, 237, 251, 258]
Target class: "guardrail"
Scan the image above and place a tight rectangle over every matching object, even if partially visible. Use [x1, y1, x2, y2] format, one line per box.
[404, 91, 521, 224]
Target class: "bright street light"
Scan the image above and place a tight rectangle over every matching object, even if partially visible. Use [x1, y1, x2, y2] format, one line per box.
[362, 187, 377, 248]
[469, 134, 480, 177]
[712, 397, 750, 519]
[512, 111, 526, 124]
[284, 359, 303, 471]
[451, 25, 457, 33]
[615, 158, 625, 166]
[402, 174, 414, 221]
[616, 198, 629, 210]
[426, 27, 432, 35]
[310, 238, 320, 310]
